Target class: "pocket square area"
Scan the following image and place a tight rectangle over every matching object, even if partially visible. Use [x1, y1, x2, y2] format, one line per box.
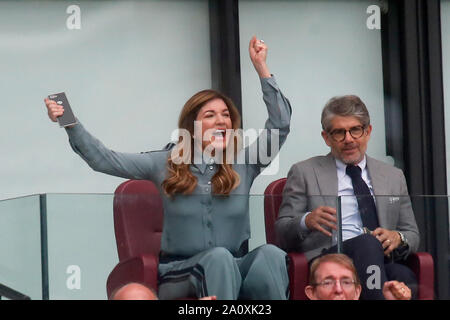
[389, 197, 400, 204]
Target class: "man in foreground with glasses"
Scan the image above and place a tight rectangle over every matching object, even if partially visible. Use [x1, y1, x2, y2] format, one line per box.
[305, 254, 411, 300]
[276, 95, 419, 299]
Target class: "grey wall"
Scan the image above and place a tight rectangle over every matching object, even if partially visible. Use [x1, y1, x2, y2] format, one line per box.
[442, 0, 450, 202]
[441, 0, 450, 243]
[0, 0, 211, 199]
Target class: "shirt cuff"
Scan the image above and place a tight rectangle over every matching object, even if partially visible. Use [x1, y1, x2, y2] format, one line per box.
[300, 212, 311, 232]
[65, 120, 83, 139]
[260, 74, 279, 92]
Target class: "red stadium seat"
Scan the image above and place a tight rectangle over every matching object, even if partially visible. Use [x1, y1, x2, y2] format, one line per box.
[106, 180, 163, 299]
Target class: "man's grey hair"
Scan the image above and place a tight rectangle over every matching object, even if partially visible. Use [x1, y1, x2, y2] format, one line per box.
[321, 95, 370, 132]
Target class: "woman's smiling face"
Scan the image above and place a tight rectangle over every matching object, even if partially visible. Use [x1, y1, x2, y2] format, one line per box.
[195, 98, 233, 151]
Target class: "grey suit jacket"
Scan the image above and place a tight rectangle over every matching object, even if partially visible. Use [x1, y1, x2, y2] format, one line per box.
[275, 153, 420, 261]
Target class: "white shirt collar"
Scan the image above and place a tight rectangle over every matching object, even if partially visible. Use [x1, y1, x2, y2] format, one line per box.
[335, 155, 367, 177]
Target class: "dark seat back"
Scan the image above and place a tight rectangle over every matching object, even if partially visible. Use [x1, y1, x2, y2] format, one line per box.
[113, 180, 163, 261]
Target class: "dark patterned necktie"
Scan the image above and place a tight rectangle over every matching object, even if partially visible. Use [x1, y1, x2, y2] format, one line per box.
[346, 165, 379, 230]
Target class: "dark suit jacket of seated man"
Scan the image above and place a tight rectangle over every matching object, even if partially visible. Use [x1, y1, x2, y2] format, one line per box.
[275, 95, 420, 300]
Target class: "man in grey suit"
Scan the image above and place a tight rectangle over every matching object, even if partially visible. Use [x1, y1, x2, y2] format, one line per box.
[276, 95, 420, 299]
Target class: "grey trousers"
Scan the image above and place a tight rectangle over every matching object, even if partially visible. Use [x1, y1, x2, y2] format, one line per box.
[158, 244, 289, 300]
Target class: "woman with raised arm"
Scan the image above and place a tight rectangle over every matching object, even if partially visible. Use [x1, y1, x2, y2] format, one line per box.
[45, 36, 292, 300]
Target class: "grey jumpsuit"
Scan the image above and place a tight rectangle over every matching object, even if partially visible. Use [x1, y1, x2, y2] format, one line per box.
[66, 76, 292, 299]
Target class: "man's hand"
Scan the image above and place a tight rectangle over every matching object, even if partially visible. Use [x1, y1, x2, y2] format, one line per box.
[249, 36, 271, 78]
[383, 281, 411, 300]
[305, 206, 337, 237]
[371, 228, 402, 256]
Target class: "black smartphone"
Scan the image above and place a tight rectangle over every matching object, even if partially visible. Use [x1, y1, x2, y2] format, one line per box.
[48, 92, 77, 127]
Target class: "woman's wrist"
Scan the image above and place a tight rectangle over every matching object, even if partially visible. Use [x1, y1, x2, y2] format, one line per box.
[253, 62, 271, 78]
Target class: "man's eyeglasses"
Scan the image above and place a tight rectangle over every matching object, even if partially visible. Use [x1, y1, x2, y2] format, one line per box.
[313, 278, 356, 290]
[328, 126, 366, 142]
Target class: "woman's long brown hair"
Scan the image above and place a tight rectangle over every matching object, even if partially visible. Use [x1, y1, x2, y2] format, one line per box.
[162, 90, 241, 196]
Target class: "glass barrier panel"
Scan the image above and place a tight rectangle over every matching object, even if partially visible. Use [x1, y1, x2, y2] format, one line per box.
[0, 195, 42, 300]
[1, 192, 449, 300]
[45, 193, 116, 300]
